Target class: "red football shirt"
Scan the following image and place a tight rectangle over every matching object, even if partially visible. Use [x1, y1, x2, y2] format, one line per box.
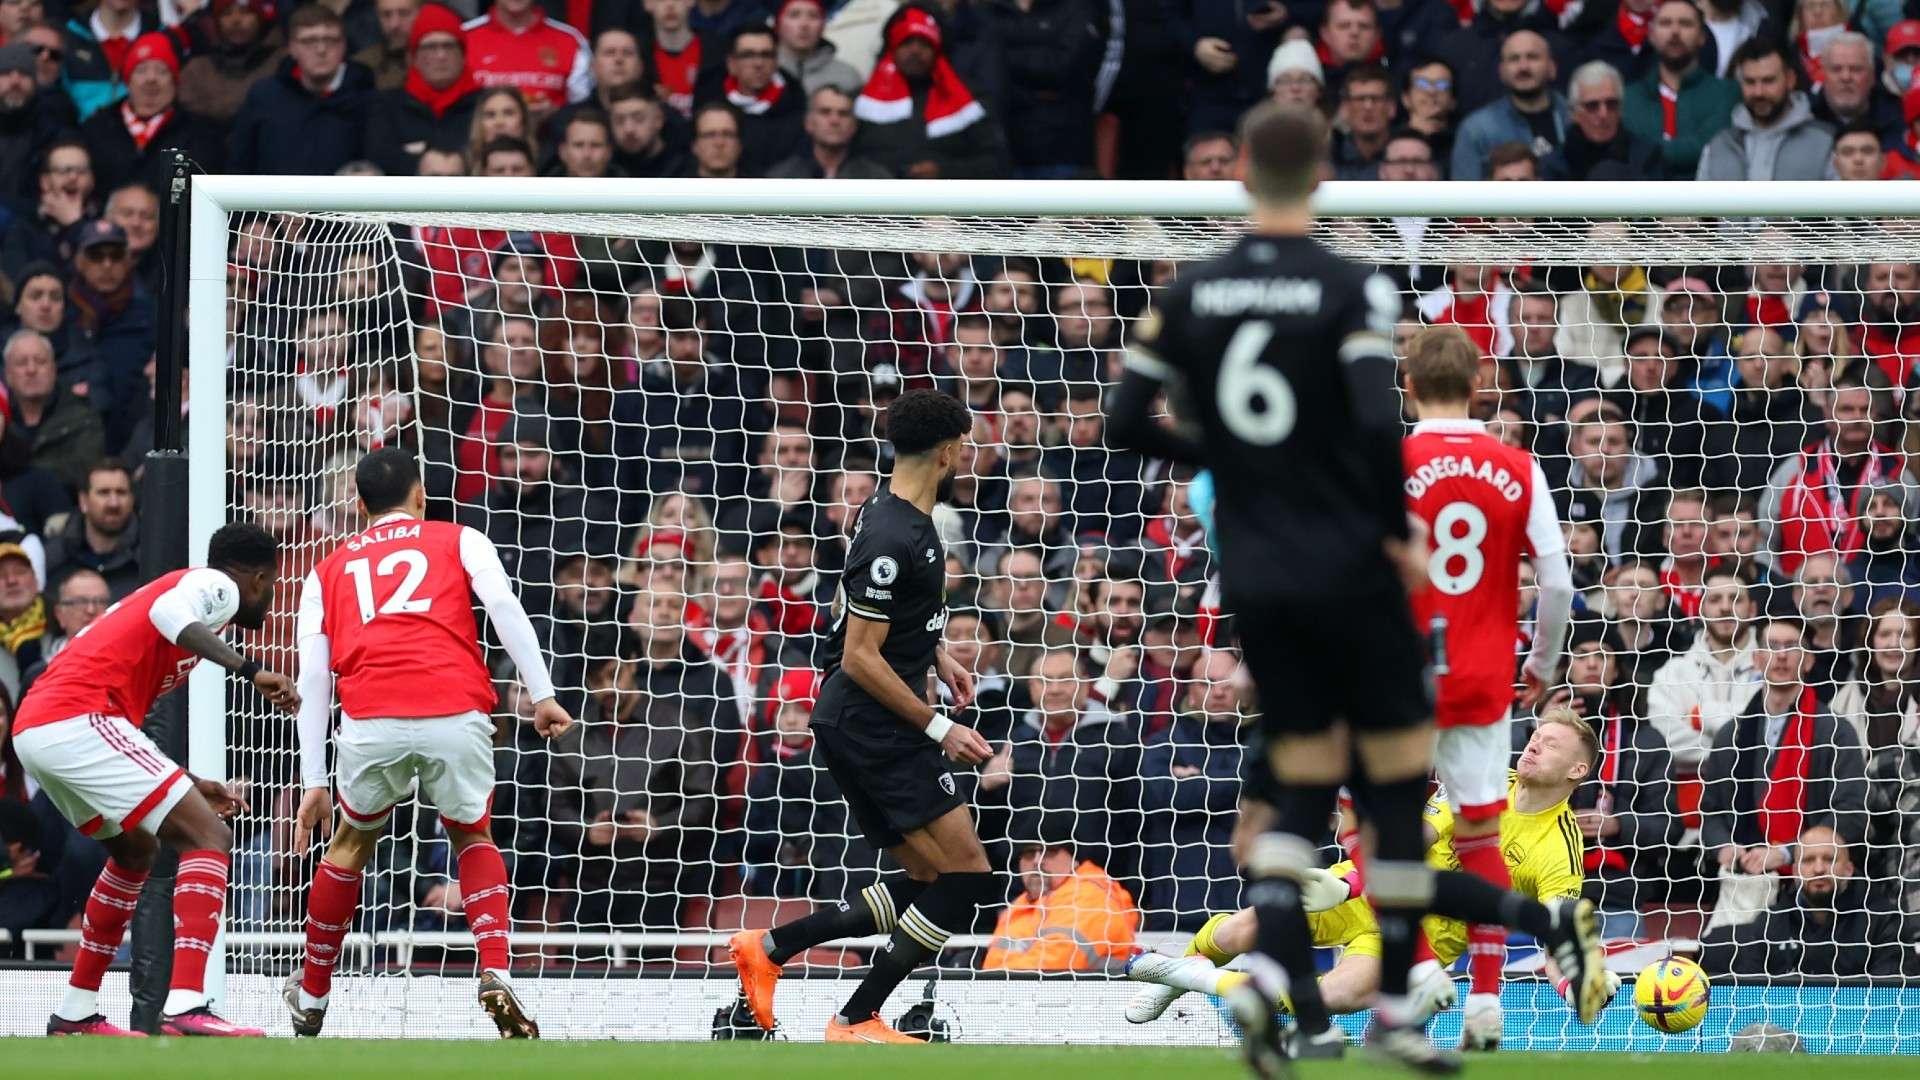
[15, 568, 238, 733]
[462, 10, 589, 110]
[1403, 419, 1561, 728]
[309, 516, 495, 719]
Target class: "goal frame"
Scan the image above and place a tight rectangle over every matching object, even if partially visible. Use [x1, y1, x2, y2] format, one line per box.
[182, 175, 1920, 1015]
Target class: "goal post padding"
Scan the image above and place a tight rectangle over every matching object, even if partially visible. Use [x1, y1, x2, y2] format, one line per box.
[169, 177, 1920, 1048]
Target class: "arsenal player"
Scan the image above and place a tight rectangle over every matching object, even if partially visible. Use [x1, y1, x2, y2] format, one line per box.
[285, 448, 572, 1039]
[12, 522, 298, 1037]
[1402, 324, 1576, 1050]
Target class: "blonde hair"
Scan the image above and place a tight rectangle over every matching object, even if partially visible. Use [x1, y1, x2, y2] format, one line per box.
[1536, 707, 1600, 774]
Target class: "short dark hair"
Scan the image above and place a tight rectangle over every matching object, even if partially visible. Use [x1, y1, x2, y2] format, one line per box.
[1238, 101, 1327, 203]
[208, 522, 279, 573]
[83, 458, 132, 490]
[1183, 130, 1238, 158]
[729, 24, 775, 52]
[564, 109, 612, 141]
[356, 447, 422, 515]
[288, 3, 344, 33]
[1341, 63, 1391, 97]
[479, 136, 535, 167]
[605, 83, 656, 107]
[886, 389, 972, 456]
[1728, 36, 1795, 77]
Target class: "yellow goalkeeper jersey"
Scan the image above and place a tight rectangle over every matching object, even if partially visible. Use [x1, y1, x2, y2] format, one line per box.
[1307, 776, 1584, 965]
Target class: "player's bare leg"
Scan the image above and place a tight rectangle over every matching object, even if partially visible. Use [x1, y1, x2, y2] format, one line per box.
[153, 784, 264, 1037]
[47, 828, 158, 1036]
[824, 805, 994, 1044]
[732, 843, 938, 1032]
[288, 811, 382, 1036]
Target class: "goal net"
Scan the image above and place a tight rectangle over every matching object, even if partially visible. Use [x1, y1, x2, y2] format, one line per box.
[127, 179, 1920, 1048]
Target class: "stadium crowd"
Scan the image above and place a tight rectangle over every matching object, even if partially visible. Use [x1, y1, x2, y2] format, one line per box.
[1, 0, 1920, 983]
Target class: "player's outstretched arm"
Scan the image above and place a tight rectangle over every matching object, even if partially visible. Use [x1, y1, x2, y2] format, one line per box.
[843, 615, 991, 764]
[459, 527, 570, 738]
[1521, 459, 1576, 707]
[149, 566, 299, 712]
[294, 571, 335, 848]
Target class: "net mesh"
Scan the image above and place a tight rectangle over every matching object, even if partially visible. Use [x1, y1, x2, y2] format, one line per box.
[205, 203, 1920, 1046]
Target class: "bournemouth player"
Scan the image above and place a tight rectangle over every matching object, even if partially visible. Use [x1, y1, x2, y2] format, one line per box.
[1126, 712, 1619, 1025]
[285, 449, 572, 1038]
[1107, 101, 1604, 1074]
[13, 523, 296, 1036]
[729, 389, 994, 1044]
[1402, 324, 1575, 1049]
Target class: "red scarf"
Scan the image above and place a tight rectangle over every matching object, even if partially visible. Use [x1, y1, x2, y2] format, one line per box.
[855, 9, 984, 138]
[121, 102, 172, 152]
[1745, 291, 1793, 328]
[1788, 439, 1900, 562]
[1658, 559, 1705, 619]
[1658, 82, 1679, 140]
[655, 38, 701, 116]
[1616, 3, 1650, 50]
[100, 36, 135, 82]
[724, 71, 785, 114]
[1585, 707, 1631, 873]
[754, 577, 820, 639]
[404, 66, 476, 119]
[1759, 687, 1819, 848]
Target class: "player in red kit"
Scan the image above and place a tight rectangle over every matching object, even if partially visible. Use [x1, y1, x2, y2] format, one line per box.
[1402, 326, 1575, 1051]
[13, 523, 298, 1037]
[286, 448, 571, 1039]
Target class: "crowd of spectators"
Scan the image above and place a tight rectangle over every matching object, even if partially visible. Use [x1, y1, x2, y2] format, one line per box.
[5, 0, 1920, 978]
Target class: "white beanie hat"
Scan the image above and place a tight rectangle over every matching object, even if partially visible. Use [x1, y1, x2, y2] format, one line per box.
[1267, 39, 1325, 89]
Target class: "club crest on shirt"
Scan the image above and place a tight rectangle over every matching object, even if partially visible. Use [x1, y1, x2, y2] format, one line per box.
[872, 556, 898, 585]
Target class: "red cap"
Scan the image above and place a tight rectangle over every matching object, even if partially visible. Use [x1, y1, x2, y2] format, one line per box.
[409, 2, 465, 54]
[885, 7, 942, 53]
[122, 32, 179, 82]
[1889, 19, 1920, 55]
[1664, 275, 1714, 296]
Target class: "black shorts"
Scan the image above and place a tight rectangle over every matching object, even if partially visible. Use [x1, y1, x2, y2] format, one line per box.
[813, 722, 966, 850]
[1232, 587, 1430, 739]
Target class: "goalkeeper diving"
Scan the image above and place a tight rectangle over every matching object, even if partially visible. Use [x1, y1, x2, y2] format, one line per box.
[1126, 709, 1620, 1026]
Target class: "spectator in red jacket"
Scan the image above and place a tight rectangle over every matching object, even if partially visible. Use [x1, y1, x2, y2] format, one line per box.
[1767, 372, 1915, 575]
[462, 0, 588, 124]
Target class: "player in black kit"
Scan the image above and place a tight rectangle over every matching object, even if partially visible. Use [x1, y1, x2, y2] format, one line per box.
[728, 388, 995, 1044]
[1108, 103, 1604, 1076]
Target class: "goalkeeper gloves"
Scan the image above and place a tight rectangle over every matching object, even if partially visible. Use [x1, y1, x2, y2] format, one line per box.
[1557, 968, 1622, 1010]
[1298, 866, 1354, 912]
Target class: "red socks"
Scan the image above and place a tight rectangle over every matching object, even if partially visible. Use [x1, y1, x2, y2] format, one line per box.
[71, 859, 149, 992]
[1455, 831, 1511, 996]
[302, 859, 363, 998]
[456, 843, 512, 971]
[170, 850, 230, 995]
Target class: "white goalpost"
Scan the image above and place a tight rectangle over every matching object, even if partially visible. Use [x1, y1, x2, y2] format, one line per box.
[11, 177, 1920, 1049]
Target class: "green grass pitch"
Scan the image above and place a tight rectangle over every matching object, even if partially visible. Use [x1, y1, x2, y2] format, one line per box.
[4, 1040, 1914, 1079]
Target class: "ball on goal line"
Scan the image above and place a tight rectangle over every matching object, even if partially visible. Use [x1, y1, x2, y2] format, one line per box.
[1634, 956, 1710, 1034]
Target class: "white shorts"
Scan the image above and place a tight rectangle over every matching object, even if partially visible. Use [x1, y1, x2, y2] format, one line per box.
[335, 711, 495, 832]
[1434, 722, 1511, 822]
[11, 714, 192, 840]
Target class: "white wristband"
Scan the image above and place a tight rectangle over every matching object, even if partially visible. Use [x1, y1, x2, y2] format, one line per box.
[924, 711, 954, 743]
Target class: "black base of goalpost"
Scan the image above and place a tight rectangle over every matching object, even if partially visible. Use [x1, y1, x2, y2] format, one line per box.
[127, 152, 194, 1033]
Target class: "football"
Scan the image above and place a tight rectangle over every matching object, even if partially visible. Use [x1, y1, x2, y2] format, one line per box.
[1634, 957, 1711, 1033]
